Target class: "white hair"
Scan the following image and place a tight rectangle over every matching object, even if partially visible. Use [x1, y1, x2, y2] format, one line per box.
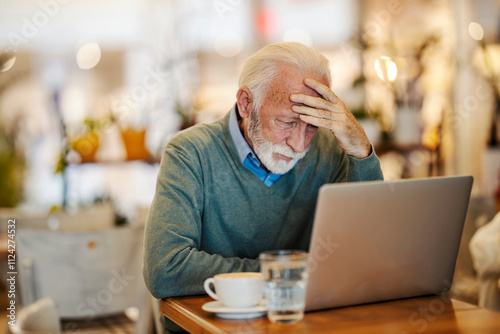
[238, 42, 332, 110]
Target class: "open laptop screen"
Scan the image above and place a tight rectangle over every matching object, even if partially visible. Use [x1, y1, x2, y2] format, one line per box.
[305, 176, 473, 312]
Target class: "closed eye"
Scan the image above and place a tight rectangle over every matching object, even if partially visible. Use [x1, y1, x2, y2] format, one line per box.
[276, 120, 295, 129]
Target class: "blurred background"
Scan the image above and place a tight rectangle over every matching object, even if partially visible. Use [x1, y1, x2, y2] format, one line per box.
[1, 0, 500, 332]
[1, 0, 500, 214]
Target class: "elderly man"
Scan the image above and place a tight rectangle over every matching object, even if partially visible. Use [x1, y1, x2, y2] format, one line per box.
[143, 42, 383, 305]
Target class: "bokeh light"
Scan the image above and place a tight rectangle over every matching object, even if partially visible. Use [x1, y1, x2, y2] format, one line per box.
[76, 43, 102, 70]
[468, 22, 484, 41]
[283, 28, 312, 47]
[374, 56, 397, 82]
[214, 32, 244, 58]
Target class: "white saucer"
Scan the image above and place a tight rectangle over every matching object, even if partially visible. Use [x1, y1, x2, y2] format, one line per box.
[201, 300, 267, 319]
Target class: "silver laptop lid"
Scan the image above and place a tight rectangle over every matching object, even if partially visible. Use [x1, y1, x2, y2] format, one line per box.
[305, 176, 473, 312]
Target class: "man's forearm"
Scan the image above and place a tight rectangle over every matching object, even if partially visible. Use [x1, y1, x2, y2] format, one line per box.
[143, 239, 260, 298]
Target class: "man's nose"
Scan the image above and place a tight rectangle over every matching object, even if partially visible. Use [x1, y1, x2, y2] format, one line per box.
[286, 125, 310, 153]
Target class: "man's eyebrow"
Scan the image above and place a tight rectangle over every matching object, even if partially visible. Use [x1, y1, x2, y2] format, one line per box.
[275, 114, 301, 121]
[284, 114, 301, 121]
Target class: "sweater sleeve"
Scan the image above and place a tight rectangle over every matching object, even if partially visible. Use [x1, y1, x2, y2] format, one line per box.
[143, 138, 259, 299]
[346, 144, 384, 182]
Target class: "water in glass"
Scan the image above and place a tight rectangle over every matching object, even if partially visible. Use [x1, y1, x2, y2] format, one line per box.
[264, 278, 307, 323]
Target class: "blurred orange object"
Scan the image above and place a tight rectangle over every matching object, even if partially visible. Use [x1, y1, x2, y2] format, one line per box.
[72, 132, 100, 163]
[120, 128, 151, 161]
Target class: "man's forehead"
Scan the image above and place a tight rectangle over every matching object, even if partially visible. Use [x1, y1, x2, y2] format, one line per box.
[271, 74, 325, 99]
[299, 83, 323, 98]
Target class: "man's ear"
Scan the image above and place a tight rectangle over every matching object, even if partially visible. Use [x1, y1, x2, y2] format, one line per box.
[236, 87, 253, 119]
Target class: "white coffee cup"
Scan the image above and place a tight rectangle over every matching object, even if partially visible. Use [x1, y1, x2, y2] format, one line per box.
[203, 272, 263, 308]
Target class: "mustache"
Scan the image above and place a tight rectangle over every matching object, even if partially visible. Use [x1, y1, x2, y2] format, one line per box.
[271, 142, 308, 159]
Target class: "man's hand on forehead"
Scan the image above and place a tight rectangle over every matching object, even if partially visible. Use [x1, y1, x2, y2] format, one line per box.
[290, 78, 342, 118]
[289, 78, 372, 159]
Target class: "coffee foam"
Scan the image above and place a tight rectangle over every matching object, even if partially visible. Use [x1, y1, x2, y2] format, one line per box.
[217, 272, 262, 279]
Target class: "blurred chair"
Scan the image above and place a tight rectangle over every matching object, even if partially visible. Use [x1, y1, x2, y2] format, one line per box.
[470, 211, 500, 311]
[9, 297, 61, 334]
[150, 295, 165, 334]
[0, 204, 115, 232]
[16, 226, 153, 333]
[448, 196, 497, 305]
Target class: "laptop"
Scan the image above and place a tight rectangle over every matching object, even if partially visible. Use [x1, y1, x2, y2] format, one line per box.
[305, 175, 473, 312]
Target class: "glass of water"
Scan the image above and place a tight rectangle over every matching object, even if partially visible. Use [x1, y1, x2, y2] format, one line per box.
[259, 250, 308, 324]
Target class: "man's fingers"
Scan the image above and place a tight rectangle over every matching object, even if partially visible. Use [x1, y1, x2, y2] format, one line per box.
[299, 115, 347, 135]
[292, 105, 338, 120]
[290, 93, 329, 110]
[303, 78, 340, 104]
[290, 95, 343, 114]
[299, 114, 334, 129]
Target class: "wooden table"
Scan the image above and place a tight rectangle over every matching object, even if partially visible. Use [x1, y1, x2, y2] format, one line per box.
[161, 295, 500, 333]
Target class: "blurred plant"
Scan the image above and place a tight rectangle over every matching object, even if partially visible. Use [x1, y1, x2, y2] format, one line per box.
[175, 97, 202, 130]
[175, 102, 193, 130]
[70, 118, 102, 163]
[473, 42, 500, 146]
[350, 74, 386, 121]
[0, 114, 26, 207]
[55, 117, 114, 170]
[346, 29, 440, 142]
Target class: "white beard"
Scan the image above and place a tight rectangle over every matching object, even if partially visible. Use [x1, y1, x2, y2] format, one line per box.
[247, 107, 309, 174]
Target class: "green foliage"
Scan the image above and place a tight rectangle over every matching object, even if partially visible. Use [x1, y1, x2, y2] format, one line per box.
[0, 133, 24, 207]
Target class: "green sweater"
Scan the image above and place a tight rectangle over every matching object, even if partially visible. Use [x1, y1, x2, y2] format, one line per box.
[143, 111, 383, 298]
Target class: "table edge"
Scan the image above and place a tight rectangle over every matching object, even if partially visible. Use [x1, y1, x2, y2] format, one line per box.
[161, 297, 227, 334]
